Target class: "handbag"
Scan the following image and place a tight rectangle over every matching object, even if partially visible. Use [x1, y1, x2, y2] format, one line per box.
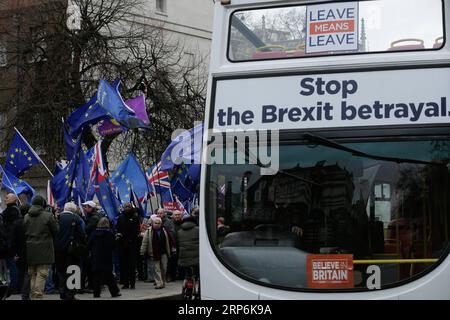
[67, 216, 87, 258]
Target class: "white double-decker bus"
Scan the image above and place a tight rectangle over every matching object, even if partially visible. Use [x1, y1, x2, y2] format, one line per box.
[200, 0, 450, 299]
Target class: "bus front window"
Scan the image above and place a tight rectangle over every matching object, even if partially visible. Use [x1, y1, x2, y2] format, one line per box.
[207, 138, 450, 290]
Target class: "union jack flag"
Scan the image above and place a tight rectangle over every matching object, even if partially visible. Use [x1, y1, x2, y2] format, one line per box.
[146, 162, 171, 195]
[89, 141, 107, 184]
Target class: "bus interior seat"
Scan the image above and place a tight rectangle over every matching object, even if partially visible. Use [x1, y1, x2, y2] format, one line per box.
[387, 38, 425, 51]
[433, 36, 444, 49]
[221, 230, 297, 247]
[252, 45, 288, 59]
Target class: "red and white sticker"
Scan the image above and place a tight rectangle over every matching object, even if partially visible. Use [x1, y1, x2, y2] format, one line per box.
[307, 254, 354, 288]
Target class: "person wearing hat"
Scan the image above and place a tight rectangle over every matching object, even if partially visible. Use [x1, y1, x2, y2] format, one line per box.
[82, 201, 101, 239]
[23, 195, 59, 299]
[81, 200, 102, 293]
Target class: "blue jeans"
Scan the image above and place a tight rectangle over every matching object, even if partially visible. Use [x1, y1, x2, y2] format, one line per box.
[5, 258, 18, 290]
[44, 266, 55, 294]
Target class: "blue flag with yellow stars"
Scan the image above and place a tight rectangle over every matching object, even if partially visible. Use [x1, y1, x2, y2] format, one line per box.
[67, 94, 109, 139]
[97, 79, 150, 131]
[63, 121, 81, 160]
[0, 165, 36, 203]
[73, 149, 95, 204]
[111, 154, 150, 204]
[160, 123, 203, 172]
[5, 132, 41, 177]
[96, 177, 120, 222]
[50, 158, 76, 210]
[171, 179, 192, 202]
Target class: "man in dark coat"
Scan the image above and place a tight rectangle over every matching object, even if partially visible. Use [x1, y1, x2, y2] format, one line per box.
[82, 201, 101, 239]
[81, 200, 101, 292]
[18, 204, 30, 300]
[116, 203, 140, 289]
[54, 202, 86, 300]
[1, 193, 21, 293]
[88, 217, 121, 298]
[23, 195, 59, 299]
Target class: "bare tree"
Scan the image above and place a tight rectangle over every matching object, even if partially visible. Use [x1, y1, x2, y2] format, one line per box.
[0, 0, 207, 171]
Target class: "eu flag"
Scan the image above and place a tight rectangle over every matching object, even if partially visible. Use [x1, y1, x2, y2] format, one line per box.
[5, 132, 41, 177]
[0, 165, 36, 202]
[67, 94, 109, 138]
[160, 189, 174, 203]
[73, 149, 95, 203]
[97, 79, 150, 130]
[50, 158, 76, 209]
[160, 123, 203, 171]
[111, 154, 150, 203]
[63, 121, 81, 160]
[170, 164, 189, 184]
[96, 177, 120, 221]
[187, 164, 201, 184]
[171, 179, 192, 202]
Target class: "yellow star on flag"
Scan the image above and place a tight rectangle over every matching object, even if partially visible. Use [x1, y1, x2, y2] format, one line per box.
[10, 154, 14, 158]
[28, 157, 32, 161]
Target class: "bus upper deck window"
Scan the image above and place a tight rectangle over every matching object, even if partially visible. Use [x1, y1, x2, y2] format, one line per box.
[228, 0, 444, 62]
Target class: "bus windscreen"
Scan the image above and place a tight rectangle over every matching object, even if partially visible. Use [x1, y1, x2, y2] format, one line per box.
[208, 138, 450, 290]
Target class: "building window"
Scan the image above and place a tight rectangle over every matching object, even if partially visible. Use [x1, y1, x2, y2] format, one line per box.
[156, 0, 166, 13]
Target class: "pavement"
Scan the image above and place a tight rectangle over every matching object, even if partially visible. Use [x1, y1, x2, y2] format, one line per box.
[5, 280, 183, 300]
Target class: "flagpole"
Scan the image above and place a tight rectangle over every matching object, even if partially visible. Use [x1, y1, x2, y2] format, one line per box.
[154, 163, 164, 208]
[14, 127, 54, 178]
[87, 141, 101, 202]
[0, 165, 23, 206]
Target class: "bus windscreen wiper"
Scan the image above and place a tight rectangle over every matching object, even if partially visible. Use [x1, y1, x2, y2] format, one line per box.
[303, 132, 444, 167]
[231, 15, 266, 49]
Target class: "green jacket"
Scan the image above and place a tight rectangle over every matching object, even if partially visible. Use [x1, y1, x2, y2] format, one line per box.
[24, 205, 59, 265]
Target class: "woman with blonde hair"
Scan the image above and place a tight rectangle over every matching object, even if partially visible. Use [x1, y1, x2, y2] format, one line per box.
[88, 217, 121, 298]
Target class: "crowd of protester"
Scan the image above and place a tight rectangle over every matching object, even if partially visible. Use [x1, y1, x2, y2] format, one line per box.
[0, 193, 199, 300]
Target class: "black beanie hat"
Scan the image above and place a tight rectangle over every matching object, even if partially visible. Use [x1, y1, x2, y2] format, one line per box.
[32, 195, 47, 208]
